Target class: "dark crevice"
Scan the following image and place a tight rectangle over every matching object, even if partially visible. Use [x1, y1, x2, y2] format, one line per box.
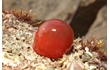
[70, 0, 107, 38]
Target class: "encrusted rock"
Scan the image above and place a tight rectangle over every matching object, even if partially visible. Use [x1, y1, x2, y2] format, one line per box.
[2, 12, 106, 70]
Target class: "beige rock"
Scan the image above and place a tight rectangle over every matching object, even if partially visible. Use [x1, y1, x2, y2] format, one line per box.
[85, 6, 107, 51]
[80, 0, 96, 6]
[3, 0, 80, 21]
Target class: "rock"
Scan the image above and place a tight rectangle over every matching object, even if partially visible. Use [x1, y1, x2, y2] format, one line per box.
[85, 6, 107, 51]
[80, 0, 96, 6]
[2, 0, 107, 51]
[2, 12, 107, 70]
[3, 0, 80, 21]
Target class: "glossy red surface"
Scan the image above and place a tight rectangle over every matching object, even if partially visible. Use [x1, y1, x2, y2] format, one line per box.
[33, 19, 74, 59]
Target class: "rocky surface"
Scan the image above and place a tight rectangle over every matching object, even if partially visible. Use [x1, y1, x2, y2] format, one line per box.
[2, 12, 107, 69]
[2, 0, 107, 69]
[2, 0, 107, 51]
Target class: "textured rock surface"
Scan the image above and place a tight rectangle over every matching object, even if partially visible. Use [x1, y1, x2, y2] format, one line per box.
[2, 0, 107, 69]
[2, 12, 107, 69]
[2, 0, 107, 51]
